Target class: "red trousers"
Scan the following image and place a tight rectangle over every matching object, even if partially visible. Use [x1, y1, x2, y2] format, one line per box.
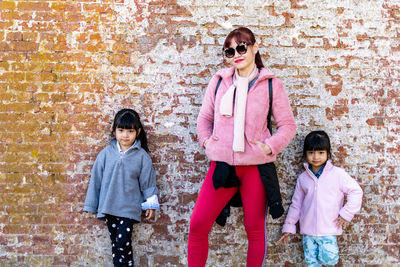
[188, 161, 268, 267]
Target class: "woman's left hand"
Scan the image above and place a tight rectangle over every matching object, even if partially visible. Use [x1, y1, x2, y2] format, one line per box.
[250, 140, 272, 155]
[145, 209, 155, 220]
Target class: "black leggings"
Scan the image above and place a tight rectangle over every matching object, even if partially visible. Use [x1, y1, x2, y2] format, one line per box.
[105, 214, 137, 267]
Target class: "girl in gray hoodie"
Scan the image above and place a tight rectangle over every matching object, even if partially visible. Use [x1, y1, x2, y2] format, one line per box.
[84, 108, 159, 267]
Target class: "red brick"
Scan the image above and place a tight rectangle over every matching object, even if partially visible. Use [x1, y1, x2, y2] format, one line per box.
[10, 41, 39, 52]
[6, 32, 23, 41]
[0, 2, 15, 10]
[17, 2, 50, 11]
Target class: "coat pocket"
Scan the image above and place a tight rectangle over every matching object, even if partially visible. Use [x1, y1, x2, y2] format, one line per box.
[205, 136, 217, 160]
[248, 141, 269, 162]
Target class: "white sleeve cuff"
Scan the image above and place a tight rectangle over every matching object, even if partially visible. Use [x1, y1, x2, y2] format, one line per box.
[141, 195, 160, 210]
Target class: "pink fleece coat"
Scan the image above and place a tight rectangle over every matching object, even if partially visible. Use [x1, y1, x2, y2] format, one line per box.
[282, 160, 363, 236]
[197, 67, 296, 166]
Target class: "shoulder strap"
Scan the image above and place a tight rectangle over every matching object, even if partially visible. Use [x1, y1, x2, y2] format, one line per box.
[267, 78, 273, 134]
[214, 77, 223, 96]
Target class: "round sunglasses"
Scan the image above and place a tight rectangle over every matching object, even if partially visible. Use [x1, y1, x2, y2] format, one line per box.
[223, 42, 249, 58]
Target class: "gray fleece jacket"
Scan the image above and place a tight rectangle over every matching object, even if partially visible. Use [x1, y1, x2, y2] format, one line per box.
[83, 139, 158, 222]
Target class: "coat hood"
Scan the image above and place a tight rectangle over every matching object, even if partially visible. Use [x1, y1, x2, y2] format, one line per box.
[303, 160, 334, 178]
[110, 138, 142, 153]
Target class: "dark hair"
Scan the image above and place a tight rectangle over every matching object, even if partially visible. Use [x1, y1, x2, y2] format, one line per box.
[303, 130, 331, 159]
[223, 27, 264, 69]
[112, 108, 149, 152]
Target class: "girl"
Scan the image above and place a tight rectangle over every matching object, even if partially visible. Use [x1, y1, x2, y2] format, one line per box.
[188, 27, 296, 266]
[278, 130, 363, 267]
[84, 108, 159, 267]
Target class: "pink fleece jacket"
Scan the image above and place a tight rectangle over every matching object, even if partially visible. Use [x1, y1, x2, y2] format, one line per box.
[282, 160, 363, 236]
[197, 67, 296, 166]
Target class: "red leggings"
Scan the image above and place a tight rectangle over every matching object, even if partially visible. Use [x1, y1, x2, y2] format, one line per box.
[188, 161, 267, 267]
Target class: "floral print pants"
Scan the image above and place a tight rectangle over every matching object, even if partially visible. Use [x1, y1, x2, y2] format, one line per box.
[303, 235, 339, 267]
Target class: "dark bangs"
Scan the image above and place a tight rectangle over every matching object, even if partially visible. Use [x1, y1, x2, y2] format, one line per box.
[223, 27, 256, 49]
[303, 131, 331, 158]
[112, 109, 141, 134]
[111, 108, 149, 152]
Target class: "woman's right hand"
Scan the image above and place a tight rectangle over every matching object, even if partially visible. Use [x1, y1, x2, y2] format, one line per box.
[204, 136, 219, 148]
[277, 232, 291, 245]
[250, 140, 272, 155]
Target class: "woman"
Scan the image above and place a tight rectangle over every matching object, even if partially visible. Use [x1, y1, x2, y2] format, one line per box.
[188, 27, 296, 266]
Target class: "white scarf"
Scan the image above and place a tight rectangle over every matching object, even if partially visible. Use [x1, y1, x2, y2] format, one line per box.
[219, 66, 259, 152]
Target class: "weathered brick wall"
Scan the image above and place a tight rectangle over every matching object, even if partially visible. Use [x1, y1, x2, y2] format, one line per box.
[0, 0, 399, 266]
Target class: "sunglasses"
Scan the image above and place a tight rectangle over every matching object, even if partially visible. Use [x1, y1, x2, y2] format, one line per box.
[223, 42, 249, 58]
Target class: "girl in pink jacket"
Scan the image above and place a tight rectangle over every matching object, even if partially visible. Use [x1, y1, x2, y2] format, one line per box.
[278, 131, 363, 266]
[188, 27, 296, 267]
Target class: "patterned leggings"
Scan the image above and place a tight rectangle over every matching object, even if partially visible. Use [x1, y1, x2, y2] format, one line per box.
[105, 215, 137, 267]
[303, 235, 339, 267]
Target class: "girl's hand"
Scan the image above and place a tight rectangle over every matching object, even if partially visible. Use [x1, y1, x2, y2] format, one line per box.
[277, 233, 291, 245]
[333, 216, 347, 228]
[250, 140, 272, 155]
[204, 136, 219, 148]
[145, 209, 155, 220]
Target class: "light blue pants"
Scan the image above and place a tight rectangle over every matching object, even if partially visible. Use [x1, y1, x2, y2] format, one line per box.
[303, 235, 339, 267]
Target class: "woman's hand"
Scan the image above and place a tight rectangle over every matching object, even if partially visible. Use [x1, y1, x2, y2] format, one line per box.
[204, 136, 219, 148]
[250, 140, 272, 155]
[145, 209, 155, 220]
[277, 233, 291, 245]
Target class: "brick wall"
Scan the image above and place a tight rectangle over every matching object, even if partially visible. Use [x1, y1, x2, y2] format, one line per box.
[0, 0, 399, 266]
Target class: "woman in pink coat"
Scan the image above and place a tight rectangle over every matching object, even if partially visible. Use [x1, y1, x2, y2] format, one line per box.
[188, 27, 296, 267]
